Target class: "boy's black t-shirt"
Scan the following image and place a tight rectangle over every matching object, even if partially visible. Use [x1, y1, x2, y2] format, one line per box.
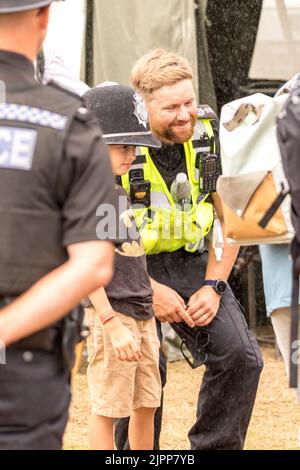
[104, 185, 154, 320]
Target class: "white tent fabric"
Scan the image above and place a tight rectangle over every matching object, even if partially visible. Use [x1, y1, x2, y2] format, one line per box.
[250, 0, 300, 80]
[42, 0, 88, 95]
[44, 0, 85, 79]
[42, 1, 300, 95]
[43, 0, 199, 96]
[91, 0, 199, 96]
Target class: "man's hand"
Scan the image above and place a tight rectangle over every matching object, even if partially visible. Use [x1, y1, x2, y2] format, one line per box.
[151, 280, 194, 327]
[186, 286, 221, 326]
[103, 315, 142, 362]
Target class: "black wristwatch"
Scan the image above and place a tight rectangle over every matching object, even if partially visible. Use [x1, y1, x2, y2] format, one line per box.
[203, 280, 227, 295]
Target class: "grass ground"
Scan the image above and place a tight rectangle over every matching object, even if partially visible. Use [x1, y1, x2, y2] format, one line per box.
[64, 345, 300, 450]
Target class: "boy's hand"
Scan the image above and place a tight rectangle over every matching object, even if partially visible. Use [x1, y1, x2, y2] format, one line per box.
[103, 315, 142, 362]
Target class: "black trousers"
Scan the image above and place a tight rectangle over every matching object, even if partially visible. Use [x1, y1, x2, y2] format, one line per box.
[115, 251, 263, 450]
[0, 348, 70, 450]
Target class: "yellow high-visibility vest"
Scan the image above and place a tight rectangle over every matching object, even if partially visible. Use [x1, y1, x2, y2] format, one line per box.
[121, 116, 216, 254]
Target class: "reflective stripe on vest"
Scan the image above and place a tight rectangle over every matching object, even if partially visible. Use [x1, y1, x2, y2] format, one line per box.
[150, 191, 171, 209]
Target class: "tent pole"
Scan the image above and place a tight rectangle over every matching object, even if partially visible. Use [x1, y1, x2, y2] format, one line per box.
[85, 0, 94, 87]
[194, 0, 217, 110]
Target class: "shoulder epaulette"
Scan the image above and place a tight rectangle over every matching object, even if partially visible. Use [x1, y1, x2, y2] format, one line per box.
[47, 80, 82, 103]
[197, 104, 217, 120]
[75, 106, 91, 122]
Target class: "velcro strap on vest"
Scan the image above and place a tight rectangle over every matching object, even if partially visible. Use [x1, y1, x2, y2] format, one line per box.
[134, 154, 146, 165]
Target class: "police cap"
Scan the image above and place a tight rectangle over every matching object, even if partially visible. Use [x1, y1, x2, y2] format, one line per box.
[0, 0, 57, 13]
[83, 84, 161, 149]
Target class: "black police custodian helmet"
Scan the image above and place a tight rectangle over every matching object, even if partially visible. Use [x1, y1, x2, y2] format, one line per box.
[83, 84, 161, 149]
[0, 0, 56, 13]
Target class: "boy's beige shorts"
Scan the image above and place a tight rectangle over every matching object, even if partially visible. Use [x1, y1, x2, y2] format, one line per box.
[85, 309, 162, 418]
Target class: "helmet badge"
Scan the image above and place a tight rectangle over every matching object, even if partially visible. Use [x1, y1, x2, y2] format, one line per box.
[133, 92, 148, 129]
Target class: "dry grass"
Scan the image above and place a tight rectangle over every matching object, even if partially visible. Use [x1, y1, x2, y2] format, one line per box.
[64, 345, 300, 450]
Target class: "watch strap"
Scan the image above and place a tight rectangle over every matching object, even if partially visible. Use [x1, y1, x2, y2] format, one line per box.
[203, 280, 217, 287]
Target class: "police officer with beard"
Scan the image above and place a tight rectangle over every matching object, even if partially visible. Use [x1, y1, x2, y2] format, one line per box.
[0, 0, 117, 449]
[115, 49, 264, 450]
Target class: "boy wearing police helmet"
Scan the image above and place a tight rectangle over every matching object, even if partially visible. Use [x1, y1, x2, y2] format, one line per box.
[0, 0, 117, 450]
[83, 84, 162, 450]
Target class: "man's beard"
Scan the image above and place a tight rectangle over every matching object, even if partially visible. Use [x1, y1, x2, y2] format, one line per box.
[150, 116, 197, 145]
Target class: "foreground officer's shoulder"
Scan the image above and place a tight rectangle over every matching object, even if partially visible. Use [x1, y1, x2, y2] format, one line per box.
[47, 81, 99, 130]
[43, 82, 105, 163]
[46, 80, 83, 105]
[197, 104, 218, 120]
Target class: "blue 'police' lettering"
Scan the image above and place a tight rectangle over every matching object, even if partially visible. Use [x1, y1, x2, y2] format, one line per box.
[0, 126, 37, 171]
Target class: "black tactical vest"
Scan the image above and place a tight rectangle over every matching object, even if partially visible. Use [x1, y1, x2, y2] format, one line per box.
[0, 76, 82, 295]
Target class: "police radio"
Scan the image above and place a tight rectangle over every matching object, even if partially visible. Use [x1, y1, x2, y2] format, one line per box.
[195, 133, 221, 194]
[198, 153, 220, 194]
[129, 168, 151, 207]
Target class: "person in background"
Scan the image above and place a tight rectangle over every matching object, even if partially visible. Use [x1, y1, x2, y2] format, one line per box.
[260, 244, 300, 403]
[260, 74, 300, 404]
[36, 45, 90, 96]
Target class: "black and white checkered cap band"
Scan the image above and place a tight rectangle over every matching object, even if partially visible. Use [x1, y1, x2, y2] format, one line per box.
[0, 103, 68, 130]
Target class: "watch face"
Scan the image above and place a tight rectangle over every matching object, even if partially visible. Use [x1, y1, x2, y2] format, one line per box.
[215, 280, 227, 295]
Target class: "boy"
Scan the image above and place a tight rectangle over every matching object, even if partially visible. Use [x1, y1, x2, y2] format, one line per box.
[83, 84, 162, 450]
